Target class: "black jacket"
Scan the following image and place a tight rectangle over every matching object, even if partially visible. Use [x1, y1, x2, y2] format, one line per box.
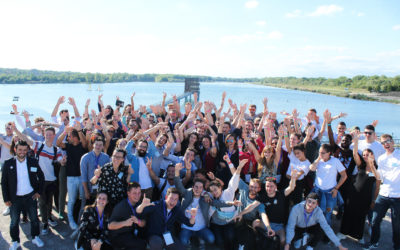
[1, 156, 45, 203]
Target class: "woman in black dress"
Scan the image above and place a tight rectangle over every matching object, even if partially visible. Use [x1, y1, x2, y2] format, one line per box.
[77, 192, 113, 250]
[339, 133, 380, 241]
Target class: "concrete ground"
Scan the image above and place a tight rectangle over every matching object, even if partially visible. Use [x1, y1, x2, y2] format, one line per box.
[0, 193, 395, 250]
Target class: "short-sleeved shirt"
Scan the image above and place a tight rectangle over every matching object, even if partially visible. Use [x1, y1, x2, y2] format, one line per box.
[64, 143, 87, 177]
[287, 159, 311, 180]
[97, 163, 129, 205]
[377, 149, 400, 198]
[315, 157, 345, 190]
[158, 178, 175, 199]
[109, 199, 142, 237]
[257, 191, 286, 224]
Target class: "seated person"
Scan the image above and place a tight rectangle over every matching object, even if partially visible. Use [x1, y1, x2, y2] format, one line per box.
[137, 187, 198, 250]
[285, 192, 348, 250]
[77, 192, 113, 250]
[108, 182, 147, 250]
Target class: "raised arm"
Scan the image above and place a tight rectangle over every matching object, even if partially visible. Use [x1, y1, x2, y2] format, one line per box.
[273, 127, 284, 166]
[68, 97, 81, 119]
[51, 96, 65, 118]
[317, 109, 329, 141]
[309, 155, 321, 172]
[12, 122, 33, 147]
[351, 131, 362, 167]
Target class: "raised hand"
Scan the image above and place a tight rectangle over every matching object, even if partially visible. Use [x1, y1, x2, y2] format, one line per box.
[85, 98, 90, 107]
[223, 153, 230, 163]
[146, 157, 152, 170]
[141, 194, 154, 208]
[57, 96, 66, 105]
[237, 159, 249, 171]
[94, 165, 102, 178]
[175, 162, 184, 174]
[11, 104, 19, 115]
[68, 97, 76, 106]
[128, 164, 134, 175]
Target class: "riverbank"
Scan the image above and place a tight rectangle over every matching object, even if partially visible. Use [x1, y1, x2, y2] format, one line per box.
[257, 82, 400, 104]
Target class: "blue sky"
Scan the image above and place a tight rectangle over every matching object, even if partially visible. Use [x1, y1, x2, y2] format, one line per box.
[0, 0, 399, 77]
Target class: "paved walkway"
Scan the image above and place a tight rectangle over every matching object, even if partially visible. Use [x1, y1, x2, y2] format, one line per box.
[0, 192, 394, 249]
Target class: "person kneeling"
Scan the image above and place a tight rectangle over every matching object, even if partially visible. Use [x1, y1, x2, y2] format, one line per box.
[284, 192, 347, 250]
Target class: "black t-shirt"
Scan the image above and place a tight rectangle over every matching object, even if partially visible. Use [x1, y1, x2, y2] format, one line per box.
[65, 143, 87, 177]
[109, 199, 143, 237]
[256, 191, 286, 224]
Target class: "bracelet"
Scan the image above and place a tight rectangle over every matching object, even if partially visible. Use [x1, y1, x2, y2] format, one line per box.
[284, 135, 288, 138]
[228, 163, 234, 169]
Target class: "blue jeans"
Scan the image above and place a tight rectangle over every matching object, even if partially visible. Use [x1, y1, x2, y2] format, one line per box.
[313, 186, 337, 226]
[179, 227, 215, 246]
[370, 195, 400, 249]
[67, 176, 84, 225]
[10, 192, 40, 242]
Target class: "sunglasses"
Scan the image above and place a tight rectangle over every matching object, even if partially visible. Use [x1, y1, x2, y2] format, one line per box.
[226, 139, 234, 143]
[381, 139, 393, 145]
[364, 131, 373, 135]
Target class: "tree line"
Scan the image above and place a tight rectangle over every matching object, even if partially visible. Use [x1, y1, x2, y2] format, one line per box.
[1, 68, 399, 93]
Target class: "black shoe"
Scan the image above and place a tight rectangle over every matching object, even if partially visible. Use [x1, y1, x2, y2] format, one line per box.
[21, 215, 29, 223]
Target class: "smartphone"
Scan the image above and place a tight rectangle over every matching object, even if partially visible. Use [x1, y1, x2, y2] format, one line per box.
[116, 100, 124, 107]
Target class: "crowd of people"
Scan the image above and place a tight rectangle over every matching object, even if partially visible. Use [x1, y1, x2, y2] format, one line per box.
[0, 92, 399, 250]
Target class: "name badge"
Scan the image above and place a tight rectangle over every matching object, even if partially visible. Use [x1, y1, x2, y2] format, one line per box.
[118, 172, 123, 179]
[31, 167, 37, 172]
[302, 233, 309, 246]
[163, 231, 174, 245]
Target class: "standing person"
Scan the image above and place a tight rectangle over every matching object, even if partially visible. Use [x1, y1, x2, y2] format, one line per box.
[353, 125, 385, 161]
[1, 140, 45, 249]
[365, 134, 400, 250]
[0, 122, 15, 217]
[13, 126, 64, 234]
[91, 148, 133, 208]
[284, 193, 348, 250]
[77, 192, 113, 250]
[80, 138, 110, 209]
[56, 124, 88, 230]
[338, 133, 380, 243]
[136, 188, 198, 250]
[108, 182, 147, 250]
[309, 144, 347, 226]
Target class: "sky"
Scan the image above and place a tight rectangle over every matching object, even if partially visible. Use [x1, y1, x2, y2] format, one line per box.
[0, 0, 399, 78]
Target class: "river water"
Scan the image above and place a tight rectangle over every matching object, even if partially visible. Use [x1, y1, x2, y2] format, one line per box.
[0, 82, 399, 137]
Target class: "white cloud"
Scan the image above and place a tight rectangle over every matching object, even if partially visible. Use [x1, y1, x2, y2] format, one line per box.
[245, 1, 259, 9]
[357, 12, 365, 17]
[256, 20, 266, 26]
[267, 31, 283, 40]
[285, 10, 302, 18]
[309, 5, 343, 17]
[393, 25, 400, 31]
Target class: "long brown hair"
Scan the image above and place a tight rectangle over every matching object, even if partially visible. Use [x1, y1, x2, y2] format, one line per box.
[257, 145, 276, 177]
[85, 192, 111, 217]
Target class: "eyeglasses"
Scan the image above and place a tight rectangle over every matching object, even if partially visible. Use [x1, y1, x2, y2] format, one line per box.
[381, 139, 393, 145]
[112, 155, 124, 159]
[364, 131, 373, 135]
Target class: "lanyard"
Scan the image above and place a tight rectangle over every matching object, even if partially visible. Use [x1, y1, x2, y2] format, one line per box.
[162, 201, 173, 231]
[227, 150, 234, 159]
[127, 198, 137, 217]
[96, 207, 104, 230]
[94, 153, 101, 167]
[303, 210, 314, 228]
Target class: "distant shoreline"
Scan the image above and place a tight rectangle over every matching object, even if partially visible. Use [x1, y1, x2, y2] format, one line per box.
[255, 82, 400, 105]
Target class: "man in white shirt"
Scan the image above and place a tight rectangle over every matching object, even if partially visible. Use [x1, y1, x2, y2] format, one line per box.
[365, 134, 400, 250]
[352, 125, 385, 161]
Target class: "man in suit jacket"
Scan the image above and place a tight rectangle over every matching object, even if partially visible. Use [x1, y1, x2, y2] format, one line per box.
[1, 140, 45, 249]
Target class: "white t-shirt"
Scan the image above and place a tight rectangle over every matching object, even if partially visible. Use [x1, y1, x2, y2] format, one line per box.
[377, 149, 400, 198]
[138, 157, 152, 189]
[352, 140, 385, 161]
[182, 197, 206, 231]
[16, 158, 34, 195]
[33, 142, 62, 181]
[287, 159, 311, 180]
[315, 157, 345, 190]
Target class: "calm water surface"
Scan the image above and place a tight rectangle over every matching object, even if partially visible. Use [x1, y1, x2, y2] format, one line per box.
[0, 82, 399, 137]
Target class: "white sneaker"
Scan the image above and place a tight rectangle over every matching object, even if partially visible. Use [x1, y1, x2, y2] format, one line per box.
[3, 207, 10, 216]
[306, 246, 314, 250]
[336, 232, 347, 240]
[238, 244, 244, 250]
[9, 241, 20, 250]
[32, 236, 44, 247]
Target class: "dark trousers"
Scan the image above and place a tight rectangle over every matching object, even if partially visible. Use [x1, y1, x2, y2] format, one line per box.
[110, 232, 147, 250]
[211, 223, 235, 250]
[370, 195, 400, 249]
[10, 192, 40, 242]
[292, 224, 322, 248]
[235, 219, 256, 249]
[39, 181, 56, 224]
[148, 234, 184, 250]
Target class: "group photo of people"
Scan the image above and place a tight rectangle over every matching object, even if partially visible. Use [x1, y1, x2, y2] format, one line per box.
[0, 92, 399, 250]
